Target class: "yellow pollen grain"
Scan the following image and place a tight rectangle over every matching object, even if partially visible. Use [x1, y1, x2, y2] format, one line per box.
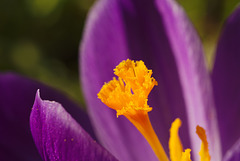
[98, 59, 168, 161]
[196, 126, 211, 161]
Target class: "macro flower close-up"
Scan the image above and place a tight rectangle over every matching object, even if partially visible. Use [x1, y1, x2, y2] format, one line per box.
[0, 0, 240, 161]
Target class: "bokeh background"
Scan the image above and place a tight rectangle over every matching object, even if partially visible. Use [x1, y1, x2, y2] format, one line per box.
[0, 0, 239, 106]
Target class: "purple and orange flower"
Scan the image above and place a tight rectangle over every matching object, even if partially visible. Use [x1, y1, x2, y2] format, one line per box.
[1, 0, 240, 160]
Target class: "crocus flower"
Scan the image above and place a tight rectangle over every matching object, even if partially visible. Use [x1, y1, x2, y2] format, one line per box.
[1, 0, 240, 161]
[79, 0, 240, 161]
[97, 59, 211, 161]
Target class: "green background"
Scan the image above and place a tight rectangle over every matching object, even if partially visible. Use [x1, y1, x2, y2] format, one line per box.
[0, 0, 239, 107]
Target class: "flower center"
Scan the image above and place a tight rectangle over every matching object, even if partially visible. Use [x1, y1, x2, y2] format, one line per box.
[98, 59, 157, 117]
[98, 59, 211, 161]
[98, 59, 168, 161]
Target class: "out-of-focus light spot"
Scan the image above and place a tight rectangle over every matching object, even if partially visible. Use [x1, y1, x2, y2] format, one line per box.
[25, 0, 60, 17]
[10, 41, 41, 71]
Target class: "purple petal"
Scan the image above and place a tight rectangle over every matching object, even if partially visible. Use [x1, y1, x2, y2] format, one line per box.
[212, 6, 240, 156]
[80, 0, 221, 160]
[154, 0, 222, 160]
[223, 138, 240, 161]
[81, 0, 160, 160]
[0, 73, 94, 161]
[30, 90, 117, 161]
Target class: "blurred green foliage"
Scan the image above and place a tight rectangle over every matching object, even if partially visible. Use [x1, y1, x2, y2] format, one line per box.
[0, 0, 239, 107]
[179, 0, 239, 69]
[0, 0, 94, 106]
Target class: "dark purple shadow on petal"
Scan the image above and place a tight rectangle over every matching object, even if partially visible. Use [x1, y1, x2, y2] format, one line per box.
[0, 73, 95, 161]
[212, 6, 240, 155]
[0, 146, 29, 161]
[223, 138, 240, 161]
[30, 90, 117, 161]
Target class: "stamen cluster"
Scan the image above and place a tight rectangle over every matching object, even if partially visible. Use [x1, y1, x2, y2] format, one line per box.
[98, 59, 157, 117]
[98, 59, 211, 161]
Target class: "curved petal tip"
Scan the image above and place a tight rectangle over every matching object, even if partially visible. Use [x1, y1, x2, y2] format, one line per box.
[30, 90, 117, 161]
